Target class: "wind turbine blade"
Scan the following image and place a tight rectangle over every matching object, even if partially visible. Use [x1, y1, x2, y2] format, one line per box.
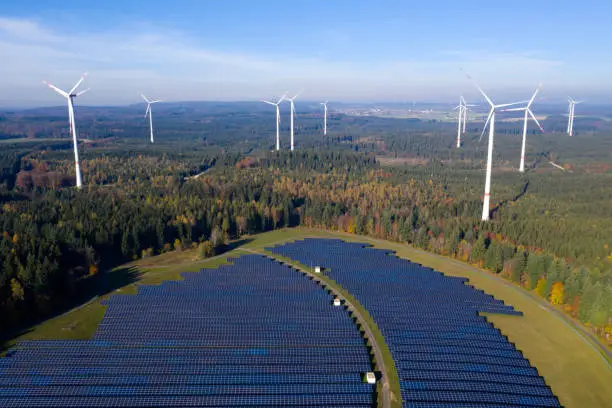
[527, 84, 542, 107]
[69, 72, 88, 94]
[479, 109, 493, 142]
[465, 73, 494, 107]
[277, 94, 286, 104]
[500, 107, 526, 112]
[75, 88, 90, 97]
[150, 99, 162, 103]
[495, 100, 529, 108]
[141, 94, 151, 103]
[42, 81, 69, 98]
[262, 100, 275, 106]
[528, 109, 545, 133]
[145, 104, 150, 118]
[292, 89, 303, 99]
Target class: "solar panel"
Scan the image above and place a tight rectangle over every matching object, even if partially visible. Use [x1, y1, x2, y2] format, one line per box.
[271, 238, 561, 407]
[0, 254, 375, 407]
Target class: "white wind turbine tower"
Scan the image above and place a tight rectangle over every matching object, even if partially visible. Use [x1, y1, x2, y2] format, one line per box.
[320, 101, 328, 135]
[467, 74, 526, 221]
[262, 95, 286, 150]
[42, 73, 89, 189]
[454, 96, 477, 148]
[567, 97, 582, 136]
[454, 96, 465, 148]
[141, 94, 162, 143]
[286, 90, 302, 151]
[501, 85, 544, 173]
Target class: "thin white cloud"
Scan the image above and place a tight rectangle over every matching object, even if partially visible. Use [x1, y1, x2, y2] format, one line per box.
[0, 16, 605, 107]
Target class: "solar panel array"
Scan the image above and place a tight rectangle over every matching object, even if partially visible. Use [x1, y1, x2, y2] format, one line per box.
[0, 255, 375, 407]
[270, 239, 562, 408]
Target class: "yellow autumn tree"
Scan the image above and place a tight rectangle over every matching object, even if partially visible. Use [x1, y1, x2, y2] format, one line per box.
[347, 218, 357, 234]
[535, 277, 547, 298]
[549, 282, 564, 305]
[173, 238, 182, 251]
[88, 264, 99, 276]
[10, 278, 24, 301]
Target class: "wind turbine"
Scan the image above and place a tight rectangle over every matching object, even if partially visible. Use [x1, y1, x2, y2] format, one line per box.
[567, 97, 582, 136]
[320, 101, 328, 136]
[262, 94, 285, 151]
[42, 73, 89, 189]
[501, 85, 544, 173]
[467, 74, 526, 221]
[286, 90, 302, 151]
[463, 99, 477, 134]
[141, 94, 162, 143]
[455, 96, 477, 147]
[454, 96, 465, 148]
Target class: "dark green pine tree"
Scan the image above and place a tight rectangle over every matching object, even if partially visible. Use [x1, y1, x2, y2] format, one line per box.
[526, 253, 544, 290]
[484, 241, 503, 273]
[471, 234, 488, 265]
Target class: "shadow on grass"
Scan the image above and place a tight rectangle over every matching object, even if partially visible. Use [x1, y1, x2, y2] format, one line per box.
[0, 326, 33, 355]
[91, 266, 141, 297]
[217, 238, 253, 255]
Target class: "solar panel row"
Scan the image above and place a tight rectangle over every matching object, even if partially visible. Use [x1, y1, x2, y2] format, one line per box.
[0, 254, 375, 407]
[0, 373, 362, 386]
[8, 346, 365, 358]
[0, 355, 372, 366]
[270, 238, 561, 408]
[0, 394, 374, 407]
[0, 383, 373, 397]
[1, 364, 370, 376]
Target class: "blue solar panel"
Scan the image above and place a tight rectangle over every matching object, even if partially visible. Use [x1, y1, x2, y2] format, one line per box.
[0, 394, 375, 407]
[270, 238, 561, 407]
[0, 254, 375, 407]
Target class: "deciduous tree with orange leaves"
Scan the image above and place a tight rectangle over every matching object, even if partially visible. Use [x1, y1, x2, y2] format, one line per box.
[550, 282, 564, 305]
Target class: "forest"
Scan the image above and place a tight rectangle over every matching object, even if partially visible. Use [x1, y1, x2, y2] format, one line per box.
[0, 106, 610, 345]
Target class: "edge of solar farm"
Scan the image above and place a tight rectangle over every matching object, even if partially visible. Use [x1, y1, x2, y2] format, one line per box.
[0, 254, 378, 407]
[268, 238, 563, 408]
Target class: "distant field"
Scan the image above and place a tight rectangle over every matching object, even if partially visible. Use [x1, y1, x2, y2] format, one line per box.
[376, 156, 430, 166]
[4, 227, 611, 408]
[0, 137, 60, 144]
[500, 115, 548, 123]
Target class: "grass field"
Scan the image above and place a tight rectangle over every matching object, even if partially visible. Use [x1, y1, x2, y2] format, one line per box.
[4, 227, 611, 408]
[0, 137, 60, 144]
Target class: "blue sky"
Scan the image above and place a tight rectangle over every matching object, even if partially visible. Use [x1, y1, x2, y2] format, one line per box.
[1, 0, 611, 106]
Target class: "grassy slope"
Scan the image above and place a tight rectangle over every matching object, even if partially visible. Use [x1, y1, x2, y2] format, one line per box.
[4, 228, 611, 408]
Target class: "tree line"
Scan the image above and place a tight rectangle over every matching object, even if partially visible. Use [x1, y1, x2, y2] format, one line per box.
[0, 148, 610, 343]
